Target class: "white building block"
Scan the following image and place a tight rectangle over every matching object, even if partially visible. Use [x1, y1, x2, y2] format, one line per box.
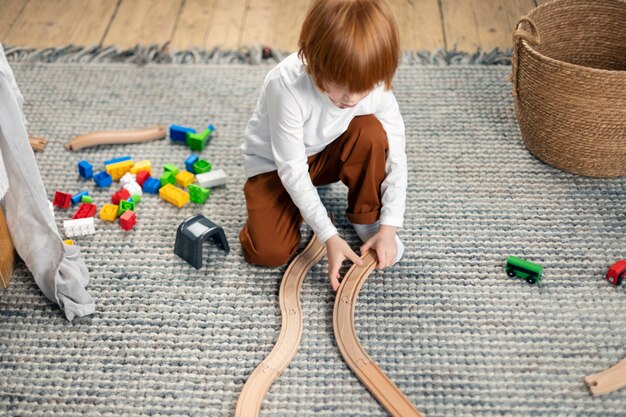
[123, 181, 143, 197]
[120, 172, 137, 187]
[63, 217, 95, 237]
[195, 169, 227, 188]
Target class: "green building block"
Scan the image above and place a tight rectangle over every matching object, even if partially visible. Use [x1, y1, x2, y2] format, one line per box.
[118, 200, 135, 215]
[189, 184, 211, 204]
[131, 194, 141, 204]
[160, 171, 176, 186]
[193, 159, 212, 174]
[163, 163, 180, 176]
[186, 129, 212, 151]
[81, 195, 93, 203]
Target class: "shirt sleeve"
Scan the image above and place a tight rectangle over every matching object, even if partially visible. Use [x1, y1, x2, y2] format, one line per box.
[265, 78, 338, 243]
[375, 89, 407, 228]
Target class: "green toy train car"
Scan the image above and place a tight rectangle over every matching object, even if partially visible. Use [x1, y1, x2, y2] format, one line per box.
[505, 256, 543, 284]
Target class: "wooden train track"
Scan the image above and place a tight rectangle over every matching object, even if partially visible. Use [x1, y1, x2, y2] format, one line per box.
[334, 251, 423, 417]
[584, 355, 626, 396]
[64, 125, 166, 150]
[236, 236, 422, 416]
[235, 235, 326, 417]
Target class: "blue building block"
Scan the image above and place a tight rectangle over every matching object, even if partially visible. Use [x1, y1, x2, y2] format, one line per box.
[142, 177, 161, 194]
[78, 160, 93, 179]
[104, 155, 132, 166]
[71, 191, 89, 205]
[207, 124, 215, 133]
[93, 171, 113, 187]
[170, 125, 196, 143]
[185, 154, 199, 173]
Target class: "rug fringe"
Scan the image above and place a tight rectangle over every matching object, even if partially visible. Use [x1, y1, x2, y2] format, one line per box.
[3, 44, 513, 65]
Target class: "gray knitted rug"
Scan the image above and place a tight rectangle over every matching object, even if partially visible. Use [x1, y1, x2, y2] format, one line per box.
[1, 61, 626, 417]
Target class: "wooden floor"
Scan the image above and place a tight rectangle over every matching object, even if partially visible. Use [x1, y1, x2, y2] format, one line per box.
[0, 0, 547, 52]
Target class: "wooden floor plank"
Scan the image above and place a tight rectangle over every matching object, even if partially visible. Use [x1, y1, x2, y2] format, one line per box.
[103, 0, 183, 48]
[238, 0, 310, 51]
[387, 0, 445, 50]
[170, 0, 218, 50]
[3, 0, 118, 48]
[0, 0, 29, 40]
[441, 0, 536, 51]
[203, 0, 248, 50]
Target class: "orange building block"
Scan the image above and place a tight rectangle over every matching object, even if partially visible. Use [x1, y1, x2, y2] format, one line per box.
[175, 170, 195, 188]
[159, 184, 189, 208]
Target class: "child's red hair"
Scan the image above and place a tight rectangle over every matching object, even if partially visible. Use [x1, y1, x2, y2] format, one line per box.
[298, 0, 400, 93]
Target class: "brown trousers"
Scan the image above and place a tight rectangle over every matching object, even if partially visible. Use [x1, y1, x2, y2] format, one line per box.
[239, 114, 388, 267]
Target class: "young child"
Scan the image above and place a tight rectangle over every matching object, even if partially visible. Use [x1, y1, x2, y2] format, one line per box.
[239, 0, 407, 291]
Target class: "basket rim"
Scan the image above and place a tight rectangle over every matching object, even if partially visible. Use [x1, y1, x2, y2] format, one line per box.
[520, 0, 626, 75]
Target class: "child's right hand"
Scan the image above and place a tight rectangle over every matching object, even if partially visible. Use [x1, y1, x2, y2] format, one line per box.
[325, 234, 364, 292]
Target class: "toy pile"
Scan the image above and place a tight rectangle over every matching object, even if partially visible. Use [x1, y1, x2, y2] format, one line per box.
[53, 124, 227, 239]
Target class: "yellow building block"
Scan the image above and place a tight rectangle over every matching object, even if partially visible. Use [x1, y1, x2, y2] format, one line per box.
[63, 239, 74, 245]
[130, 160, 152, 175]
[175, 170, 195, 188]
[159, 184, 189, 208]
[105, 160, 134, 180]
[100, 203, 119, 221]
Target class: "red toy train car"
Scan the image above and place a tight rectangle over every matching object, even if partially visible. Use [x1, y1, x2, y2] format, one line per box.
[606, 260, 626, 285]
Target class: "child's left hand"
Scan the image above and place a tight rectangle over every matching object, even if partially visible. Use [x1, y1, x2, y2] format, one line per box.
[360, 225, 398, 270]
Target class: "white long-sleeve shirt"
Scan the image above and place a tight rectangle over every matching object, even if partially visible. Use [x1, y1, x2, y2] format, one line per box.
[241, 53, 407, 243]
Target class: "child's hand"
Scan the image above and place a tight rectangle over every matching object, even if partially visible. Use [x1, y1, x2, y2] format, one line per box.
[325, 234, 364, 291]
[360, 225, 398, 270]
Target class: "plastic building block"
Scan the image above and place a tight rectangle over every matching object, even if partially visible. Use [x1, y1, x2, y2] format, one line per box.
[505, 256, 543, 284]
[188, 184, 211, 204]
[207, 124, 215, 133]
[174, 214, 229, 269]
[120, 172, 137, 187]
[135, 170, 150, 186]
[185, 154, 199, 173]
[186, 129, 211, 151]
[119, 210, 137, 231]
[606, 260, 626, 285]
[111, 188, 131, 205]
[81, 195, 93, 204]
[175, 170, 195, 188]
[163, 163, 180, 176]
[142, 177, 161, 194]
[130, 194, 141, 204]
[53, 191, 72, 208]
[99, 204, 118, 221]
[63, 217, 95, 237]
[124, 181, 143, 197]
[72, 203, 97, 219]
[93, 171, 113, 187]
[104, 155, 132, 166]
[71, 190, 89, 205]
[63, 239, 74, 245]
[130, 160, 152, 175]
[193, 159, 212, 174]
[159, 184, 189, 208]
[195, 169, 227, 188]
[170, 125, 196, 143]
[106, 160, 134, 181]
[78, 160, 93, 179]
[160, 171, 176, 187]
[118, 200, 135, 215]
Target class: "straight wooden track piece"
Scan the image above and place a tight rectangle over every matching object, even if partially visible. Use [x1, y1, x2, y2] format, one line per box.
[64, 126, 166, 150]
[584, 355, 626, 396]
[235, 235, 326, 417]
[334, 251, 423, 417]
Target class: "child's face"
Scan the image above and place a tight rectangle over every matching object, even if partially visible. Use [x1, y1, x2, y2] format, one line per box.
[324, 82, 373, 109]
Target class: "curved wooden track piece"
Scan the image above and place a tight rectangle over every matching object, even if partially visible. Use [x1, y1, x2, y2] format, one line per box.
[584, 355, 626, 396]
[64, 125, 167, 150]
[334, 251, 423, 417]
[235, 235, 326, 417]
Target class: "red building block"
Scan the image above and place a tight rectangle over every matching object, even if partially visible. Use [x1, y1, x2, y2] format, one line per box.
[119, 210, 136, 231]
[136, 170, 150, 187]
[111, 188, 131, 205]
[72, 203, 97, 219]
[53, 191, 72, 209]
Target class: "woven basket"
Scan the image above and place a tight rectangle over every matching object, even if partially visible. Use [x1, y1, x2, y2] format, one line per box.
[511, 0, 626, 177]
